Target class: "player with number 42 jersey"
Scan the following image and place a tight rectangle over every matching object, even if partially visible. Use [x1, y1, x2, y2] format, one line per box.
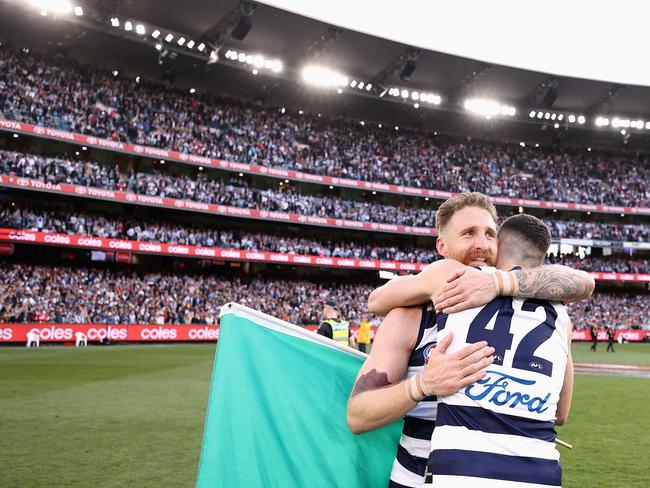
[429, 267, 572, 488]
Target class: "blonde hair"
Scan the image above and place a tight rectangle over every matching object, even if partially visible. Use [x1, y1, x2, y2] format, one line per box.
[435, 192, 497, 234]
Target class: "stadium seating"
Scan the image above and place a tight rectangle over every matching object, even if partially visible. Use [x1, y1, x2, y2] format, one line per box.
[0, 262, 647, 329]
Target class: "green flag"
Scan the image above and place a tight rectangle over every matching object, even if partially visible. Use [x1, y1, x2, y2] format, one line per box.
[196, 303, 403, 488]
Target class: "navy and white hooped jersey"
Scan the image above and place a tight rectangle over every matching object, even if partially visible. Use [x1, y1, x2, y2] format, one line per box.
[389, 303, 438, 488]
[429, 267, 570, 488]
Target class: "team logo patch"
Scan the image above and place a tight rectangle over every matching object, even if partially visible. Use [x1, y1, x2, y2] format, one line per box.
[423, 343, 436, 365]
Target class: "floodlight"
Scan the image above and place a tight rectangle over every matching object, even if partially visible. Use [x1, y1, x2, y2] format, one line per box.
[29, 0, 72, 14]
[595, 117, 609, 127]
[301, 66, 348, 87]
[464, 98, 514, 118]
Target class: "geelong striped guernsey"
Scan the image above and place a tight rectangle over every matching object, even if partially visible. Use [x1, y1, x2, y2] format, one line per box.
[429, 267, 570, 488]
[388, 303, 438, 488]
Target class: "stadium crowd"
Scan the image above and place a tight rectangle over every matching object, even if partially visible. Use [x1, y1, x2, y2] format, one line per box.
[1, 45, 650, 207]
[0, 204, 440, 262]
[0, 262, 647, 329]
[2, 204, 650, 272]
[2, 149, 650, 242]
[0, 262, 373, 326]
[0, 150, 433, 227]
[549, 254, 650, 274]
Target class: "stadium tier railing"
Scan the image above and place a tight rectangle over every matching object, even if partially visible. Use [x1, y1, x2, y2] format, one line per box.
[3, 175, 650, 247]
[1, 119, 649, 217]
[1, 227, 649, 282]
[0, 175, 435, 237]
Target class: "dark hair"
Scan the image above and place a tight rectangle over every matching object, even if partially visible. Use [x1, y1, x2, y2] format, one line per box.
[497, 214, 551, 266]
[435, 192, 497, 233]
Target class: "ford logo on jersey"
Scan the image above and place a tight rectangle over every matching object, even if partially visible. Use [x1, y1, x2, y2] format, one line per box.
[464, 370, 550, 414]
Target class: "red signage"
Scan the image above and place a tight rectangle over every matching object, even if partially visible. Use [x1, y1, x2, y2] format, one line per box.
[1, 227, 649, 281]
[0, 324, 375, 343]
[0, 175, 436, 237]
[0, 227, 427, 272]
[1, 119, 648, 216]
[571, 329, 650, 342]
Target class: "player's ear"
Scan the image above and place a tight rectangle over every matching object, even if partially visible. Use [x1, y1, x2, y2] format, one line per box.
[436, 236, 448, 257]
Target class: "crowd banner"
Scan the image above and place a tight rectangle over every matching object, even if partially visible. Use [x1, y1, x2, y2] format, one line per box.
[2, 119, 650, 217]
[196, 303, 402, 488]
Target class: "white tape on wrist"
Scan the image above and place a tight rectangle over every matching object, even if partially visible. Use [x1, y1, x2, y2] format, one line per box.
[493, 270, 517, 296]
[417, 373, 432, 398]
[408, 374, 426, 402]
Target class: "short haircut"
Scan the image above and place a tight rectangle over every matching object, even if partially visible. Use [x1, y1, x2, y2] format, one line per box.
[435, 192, 497, 234]
[497, 214, 552, 266]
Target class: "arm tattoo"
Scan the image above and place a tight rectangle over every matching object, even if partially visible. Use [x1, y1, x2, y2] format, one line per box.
[351, 368, 392, 397]
[514, 265, 594, 302]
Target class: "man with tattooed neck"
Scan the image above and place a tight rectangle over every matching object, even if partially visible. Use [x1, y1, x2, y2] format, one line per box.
[347, 192, 594, 488]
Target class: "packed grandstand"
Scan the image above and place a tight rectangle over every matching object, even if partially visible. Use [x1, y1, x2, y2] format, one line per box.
[0, 42, 648, 334]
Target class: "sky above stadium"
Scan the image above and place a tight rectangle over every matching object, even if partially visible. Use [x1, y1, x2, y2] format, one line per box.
[260, 0, 650, 87]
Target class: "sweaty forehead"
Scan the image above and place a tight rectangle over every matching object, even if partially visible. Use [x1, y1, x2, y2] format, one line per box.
[446, 207, 497, 233]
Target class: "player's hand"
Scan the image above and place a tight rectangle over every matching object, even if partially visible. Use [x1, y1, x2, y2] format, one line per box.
[433, 267, 497, 314]
[420, 332, 494, 397]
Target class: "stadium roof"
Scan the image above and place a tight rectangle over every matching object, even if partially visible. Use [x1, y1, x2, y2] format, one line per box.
[3, 0, 650, 150]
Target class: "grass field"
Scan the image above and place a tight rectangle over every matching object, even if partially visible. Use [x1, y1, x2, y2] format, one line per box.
[571, 341, 650, 366]
[1, 342, 649, 487]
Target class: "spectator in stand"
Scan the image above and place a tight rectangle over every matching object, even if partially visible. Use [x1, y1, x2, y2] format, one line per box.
[1, 45, 649, 207]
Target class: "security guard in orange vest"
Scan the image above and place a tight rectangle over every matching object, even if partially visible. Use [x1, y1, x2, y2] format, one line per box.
[316, 300, 350, 347]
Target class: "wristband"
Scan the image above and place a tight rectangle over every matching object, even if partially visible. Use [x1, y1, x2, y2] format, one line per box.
[406, 373, 429, 402]
[493, 270, 518, 296]
[405, 376, 418, 402]
[417, 373, 432, 398]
